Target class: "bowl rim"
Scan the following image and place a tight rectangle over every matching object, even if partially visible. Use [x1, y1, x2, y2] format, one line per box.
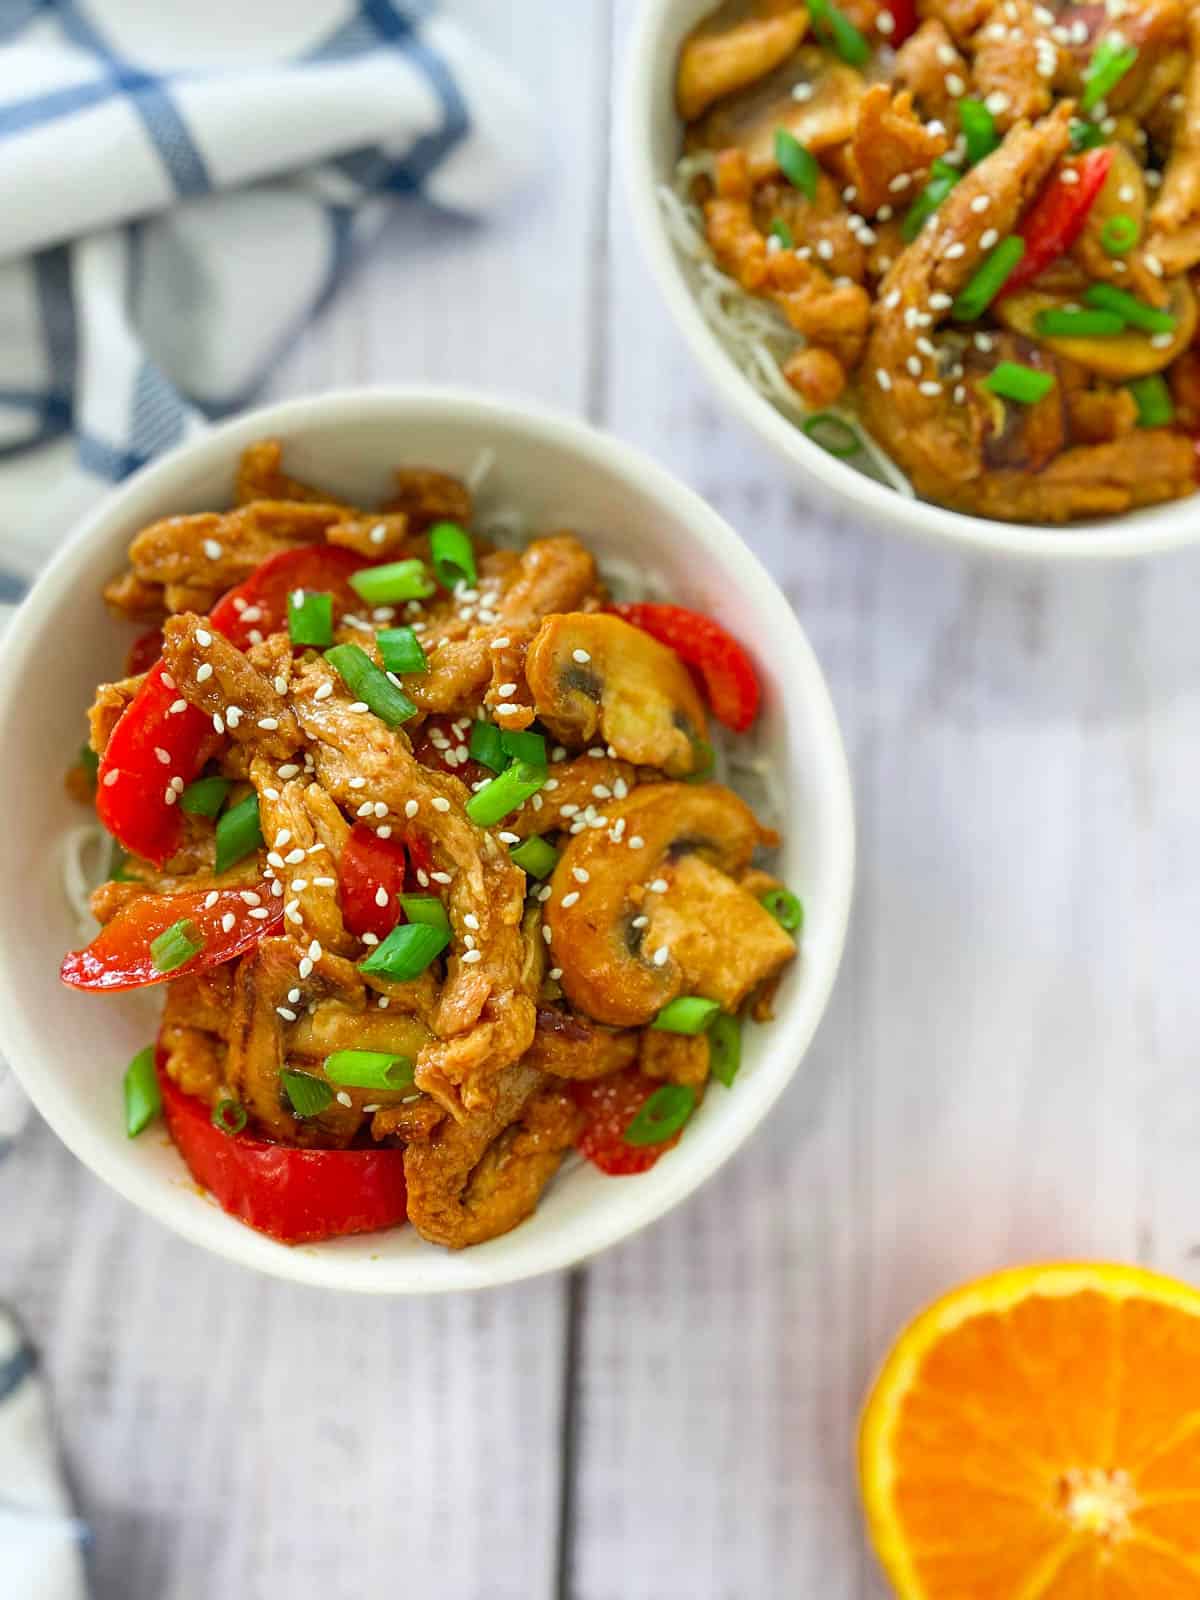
[620, 0, 1200, 563]
[0, 385, 856, 1294]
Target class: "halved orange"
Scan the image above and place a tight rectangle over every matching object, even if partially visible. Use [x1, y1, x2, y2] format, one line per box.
[859, 1263, 1200, 1598]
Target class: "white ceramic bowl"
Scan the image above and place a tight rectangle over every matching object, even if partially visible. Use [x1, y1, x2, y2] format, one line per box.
[0, 388, 854, 1293]
[623, 0, 1200, 561]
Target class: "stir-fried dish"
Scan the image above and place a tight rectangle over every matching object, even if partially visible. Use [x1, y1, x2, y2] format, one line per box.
[61, 441, 801, 1250]
[672, 0, 1200, 521]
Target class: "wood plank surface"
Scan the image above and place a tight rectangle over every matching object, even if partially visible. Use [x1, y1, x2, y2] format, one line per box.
[3, 3, 1200, 1597]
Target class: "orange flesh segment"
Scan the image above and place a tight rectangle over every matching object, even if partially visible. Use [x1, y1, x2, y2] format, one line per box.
[860, 1265, 1200, 1600]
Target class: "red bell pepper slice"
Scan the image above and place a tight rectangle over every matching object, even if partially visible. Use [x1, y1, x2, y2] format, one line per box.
[404, 830, 435, 891]
[571, 1069, 685, 1176]
[339, 823, 407, 940]
[882, 0, 917, 44]
[98, 545, 371, 865]
[157, 1053, 408, 1245]
[1000, 147, 1115, 299]
[125, 626, 164, 676]
[607, 602, 761, 733]
[61, 883, 283, 991]
[208, 543, 368, 650]
[96, 662, 216, 867]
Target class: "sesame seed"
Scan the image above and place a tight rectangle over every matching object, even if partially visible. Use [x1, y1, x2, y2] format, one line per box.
[791, 81, 814, 101]
[267, 851, 285, 868]
[462, 949, 483, 964]
[357, 801, 374, 817]
[650, 878, 668, 893]
[953, 384, 967, 404]
[628, 835, 644, 850]
[945, 73, 966, 96]
[906, 355, 923, 378]
[984, 91, 1010, 114]
[919, 380, 943, 397]
[370, 523, 388, 545]
[979, 229, 999, 250]
[361, 932, 379, 945]
[348, 701, 369, 714]
[549, 968, 563, 981]
[571, 648, 591, 664]
[307, 940, 322, 962]
[164, 786, 177, 806]
[945, 241, 966, 259]
[537, 885, 552, 903]
[572, 867, 590, 883]
[226, 707, 243, 730]
[887, 173, 912, 194]
[653, 946, 669, 967]
[1060, 167, 1080, 186]
[561, 891, 580, 909]
[498, 830, 520, 844]
[490, 636, 511, 649]
[161, 673, 175, 690]
[314, 682, 333, 701]
[1151, 330, 1174, 348]
[405, 799, 419, 818]
[877, 9, 894, 30]
[430, 871, 452, 885]
[278, 764, 300, 779]
[313, 876, 336, 888]
[258, 717, 279, 731]
[195, 662, 213, 683]
[495, 704, 523, 716]
[220, 912, 235, 933]
[542, 925, 553, 945]
[203, 540, 223, 561]
[336, 1091, 352, 1108]
[274, 675, 288, 695]
[373, 802, 388, 819]
[497, 682, 517, 697]
[432, 796, 451, 813]
[929, 292, 952, 310]
[970, 195, 991, 214]
[936, 42, 957, 63]
[284, 848, 305, 864]
[1145, 254, 1164, 277]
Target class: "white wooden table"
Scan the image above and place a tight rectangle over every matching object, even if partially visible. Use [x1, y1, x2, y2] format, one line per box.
[5, 4, 1200, 1595]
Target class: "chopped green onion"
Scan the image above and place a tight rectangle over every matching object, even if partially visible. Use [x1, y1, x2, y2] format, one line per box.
[623, 1084, 697, 1147]
[399, 893, 452, 936]
[708, 1015, 743, 1088]
[500, 728, 546, 766]
[774, 128, 819, 200]
[982, 361, 1056, 404]
[287, 589, 334, 648]
[806, 0, 871, 65]
[465, 760, 548, 828]
[180, 775, 232, 818]
[651, 996, 722, 1035]
[1127, 373, 1174, 427]
[282, 1069, 334, 1119]
[1101, 214, 1138, 255]
[768, 218, 794, 249]
[761, 886, 805, 933]
[1083, 282, 1177, 333]
[150, 918, 204, 973]
[347, 559, 436, 606]
[951, 236, 1025, 321]
[1034, 308, 1126, 337]
[325, 643, 418, 726]
[958, 98, 998, 166]
[214, 792, 262, 874]
[468, 720, 507, 773]
[376, 626, 429, 675]
[359, 919, 451, 980]
[429, 522, 477, 590]
[1081, 36, 1138, 113]
[1070, 118, 1108, 152]
[901, 164, 960, 242]
[79, 743, 99, 785]
[324, 1050, 415, 1091]
[123, 1045, 161, 1138]
[510, 835, 560, 878]
[212, 1098, 247, 1135]
[802, 411, 862, 458]
[686, 737, 715, 784]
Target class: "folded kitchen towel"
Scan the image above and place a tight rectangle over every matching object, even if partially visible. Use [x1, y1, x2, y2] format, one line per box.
[0, 0, 537, 596]
[0, 0, 537, 1160]
[0, 1306, 89, 1600]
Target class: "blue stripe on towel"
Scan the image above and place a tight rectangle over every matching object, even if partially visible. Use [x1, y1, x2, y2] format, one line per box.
[0, 1340, 35, 1406]
[360, 0, 470, 191]
[57, 2, 212, 196]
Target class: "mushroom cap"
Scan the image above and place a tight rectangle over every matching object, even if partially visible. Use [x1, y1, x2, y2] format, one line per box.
[525, 612, 709, 778]
[543, 782, 768, 1027]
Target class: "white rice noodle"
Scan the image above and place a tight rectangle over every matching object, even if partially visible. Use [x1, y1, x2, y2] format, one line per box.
[658, 157, 917, 500]
[60, 823, 112, 941]
[466, 447, 497, 495]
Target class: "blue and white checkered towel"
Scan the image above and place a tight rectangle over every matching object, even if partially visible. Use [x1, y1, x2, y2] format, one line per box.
[0, 0, 536, 599]
[0, 1306, 88, 1600]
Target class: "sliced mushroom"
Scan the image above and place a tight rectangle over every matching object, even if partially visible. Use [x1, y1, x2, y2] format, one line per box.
[686, 45, 867, 178]
[995, 277, 1196, 379]
[543, 783, 771, 1027]
[525, 613, 708, 777]
[677, 2, 808, 121]
[639, 853, 797, 1013]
